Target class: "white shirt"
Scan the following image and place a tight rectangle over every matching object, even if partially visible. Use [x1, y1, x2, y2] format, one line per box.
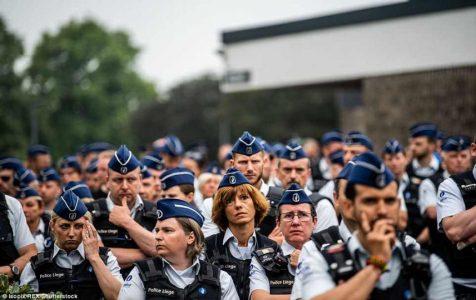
[20, 243, 123, 291]
[437, 164, 476, 288]
[118, 258, 239, 300]
[419, 170, 450, 215]
[319, 158, 332, 180]
[303, 187, 339, 233]
[411, 154, 440, 178]
[223, 228, 257, 260]
[249, 240, 296, 297]
[293, 232, 453, 300]
[317, 180, 334, 202]
[5, 194, 36, 250]
[32, 217, 46, 252]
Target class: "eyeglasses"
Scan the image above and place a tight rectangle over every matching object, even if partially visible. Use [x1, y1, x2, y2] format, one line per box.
[280, 211, 312, 222]
[0, 176, 12, 182]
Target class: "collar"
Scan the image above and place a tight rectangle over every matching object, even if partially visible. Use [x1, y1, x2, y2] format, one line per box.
[162, 257, 201, 276]
[259, 180, 270, 196]
[106, 193, 144, 214]
[347, 231, 405, 260]
[339, 221, 353, 242]
[400, 173, 409, 185]
[281, 240, 296, 256]
[34, 218, 45, 235]
[473, 164, 476, 180]
[412, 154, 440, 171]
[304, 187, 312, 196]
[443, 170, 451, 179]
[223, 228, 257, 246]
[52, 243, 85, 260]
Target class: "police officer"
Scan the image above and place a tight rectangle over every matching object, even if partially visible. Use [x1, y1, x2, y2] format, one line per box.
[249, 183, 317, 299]
[26, 144, 52, 175]
[275, 141, 338, 233]
[201, 131, 284, 238]
[157, 135, 184, 169]
[141, 151, 165, 197]
[86, 145, 158, 276]
[64, 180, 95, 203]
[205, 168, 275, 300]
[38, 167, 62, 212]
[85, 158, 104, 199]
[295, 152, 454, 299]
[0, 156, 23, 196]
[196, 165, 223, 209]
[20, 190, 123, 299]
[139, 166, 159, 203]
[406, 123, 443, 244]
[17, 186, 52, 252]
[311, 131, 344, 192]
[159, 167, 196, 204]
[118, 198, 239, 299]
[437, 136, 476, 298]
[14, 167, 39, 191]
[59, 155, 83, 184]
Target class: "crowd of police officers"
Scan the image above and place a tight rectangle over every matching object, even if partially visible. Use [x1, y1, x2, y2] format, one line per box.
[0, 122, 475, 299]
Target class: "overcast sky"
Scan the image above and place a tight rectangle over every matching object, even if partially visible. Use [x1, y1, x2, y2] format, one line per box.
[0, 0, 403, 91]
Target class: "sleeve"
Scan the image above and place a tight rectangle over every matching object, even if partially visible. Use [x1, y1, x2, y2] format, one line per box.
[290, 272, 303, 300]
[106, 250, 124, 283]
[19, 262, 39, 292]
[296, 241, 336, 299]
[219, 269, 239, 300]
[398, 186, 407, 211]
[418, 179, 437, 215]
[427, 254, 455, 300]
[318, 181, 334, 201]
[437, 178, 466, 231]
[313, 200, 338, 233]
[118, 266, 145, 300]
[249, 256, 270, 297]
[200, 198, 220, 238]
[6, 196, 35, 249]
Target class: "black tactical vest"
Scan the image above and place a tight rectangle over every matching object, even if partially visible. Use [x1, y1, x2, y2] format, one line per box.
[253, 246, 294, 295]
[425, 173, 448, 257]
[135, 258, 221, 300]
[440, 170, 476, 278]
[31, 247, 109, 299]
[205, 231, 276, 300]
[311, 225, 344, 251]
[311, 159, 329, 192]
[0, 192, 20, 266]
[259, 186, 284, 236]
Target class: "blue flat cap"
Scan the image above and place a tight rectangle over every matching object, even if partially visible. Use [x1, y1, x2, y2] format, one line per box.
[38, 167, 61, 183]
[347, 152, 394, 188]
[156, 198, 204, 227]
[231, 131, 263, 156]
[141, 151, 165, 171]
[63, 181, 93, 199]
[321, 130, 344, 146]
[108, 145, 140, 174]
[382, 139, 404, 155]
[17, 186, 41, 200]
[0, 157, 23, 171]
[218, 167, 249, 188]
[280, 142, 307, 161]
[204, 164, 222, 175]
[27, 144, 50, 157]
[442, 136, 470, 152]
[54, 190, 88, 221]
[329, 150, 344, 166]
[14, 168, 37, 187]
[159, 135, 184, 157]
[140, 165, 153, 179]
[278, 183, 311, 206]
[86, 158, 98, 174]
[409, 122, 438, 138]
[345, 131, 373, 150]
[159, 167, 195, 190]
[60, 156, 81, 172]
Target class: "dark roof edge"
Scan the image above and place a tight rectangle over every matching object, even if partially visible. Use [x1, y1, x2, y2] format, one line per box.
[222, 0, 476, 44]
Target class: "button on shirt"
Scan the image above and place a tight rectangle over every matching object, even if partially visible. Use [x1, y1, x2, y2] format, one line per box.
[118, 258, 239, 300]
[294, 232, 454, 300]
[249, 240, 296, 297]
[5, 194, 35, 250]
[20, 243, 123, 292]
[437, 164, 476, 288]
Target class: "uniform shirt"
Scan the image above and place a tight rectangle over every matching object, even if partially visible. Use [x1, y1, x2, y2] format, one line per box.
[419, 170, 450, 215]
[411, 154, 440, 178]
[303, 187, 338, 233]
[20, 243, 123, 291]
[249, 240, 296, 297]
[293, 232, 454, 300]
[5, 194, 35, 250]
[223, 228, 257, 260]
[317, 180, 334, 202]
[201, 181, 270, 238]
[32, 217, 46, 252]
[437, 164, 476, 288]
[397, 173, 409, 212]
[106, 193, 144, 219]
[118, 258, 239, 300]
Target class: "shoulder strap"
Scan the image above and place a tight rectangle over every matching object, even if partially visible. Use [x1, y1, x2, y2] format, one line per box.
[98, 247, 109, 264]
[139, 201, 158, 220]
[451, 170, 476, 189]
[309, 192, 334, 208]
[255, 232, 278, 249]
[0, 192, 8, 213]
[31, 250, 54, 270]
[206, 232, 228, 261]
[267, 186, 284, 202]
[41, 213, 51, 236]
[88, 198, 109, 219]
[320, 243, 358, 283]
[198, 260, 221, 287]
[135, 258, 165, 282]
[311, 226, 343, 250]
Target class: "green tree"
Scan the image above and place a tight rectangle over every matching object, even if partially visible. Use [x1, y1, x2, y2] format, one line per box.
[0, 16, 29, 156]
[25, 19, 157, 156]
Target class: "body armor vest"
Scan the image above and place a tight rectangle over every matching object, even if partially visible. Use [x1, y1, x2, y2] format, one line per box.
[0, 192, 20, 266]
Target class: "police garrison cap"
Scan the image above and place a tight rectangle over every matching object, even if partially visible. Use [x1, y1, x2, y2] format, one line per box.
[278, 183, 312, 207]
[409, 122, 438, 138]
[442, 136, 471, 152]
[382, 139, 404, 155]
[347, 152, 394, 189]
[53, 190, 88, 221]
[63, 181, 93, 199]
[14, 168, 37, 187]
[27, 144, 50, 158]
[218, 167, 250, 189]
[159, 135, 184, 157]
[108, 145, 140, 174]
[329, 150, 344, 166]
[38, 167, 61, 183]
[345, 131, 374, 151]
[141, 151, 165, 171]
[156, 198, 204, 227]
[231, 131, 264, 156]
[16, 186, 41, 200]
[0, 157, 23, 171]
[86, 158, 98, 174]
[159, 167, 195, 190]
[321, 130, 344, 146]
[59, 156, 81, 172]
[140, 165, 153, 179]
[279, 142, 307, 161]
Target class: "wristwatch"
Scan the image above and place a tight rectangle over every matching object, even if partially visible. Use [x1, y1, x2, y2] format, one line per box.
[9, 264, 19, 280]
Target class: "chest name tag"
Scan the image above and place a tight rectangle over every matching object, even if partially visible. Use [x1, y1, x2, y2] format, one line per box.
[147, 287, 176, 296]
[270, 279, 294, 286]
[97, 229, 118, 236]
[39, 273, 65, 279]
